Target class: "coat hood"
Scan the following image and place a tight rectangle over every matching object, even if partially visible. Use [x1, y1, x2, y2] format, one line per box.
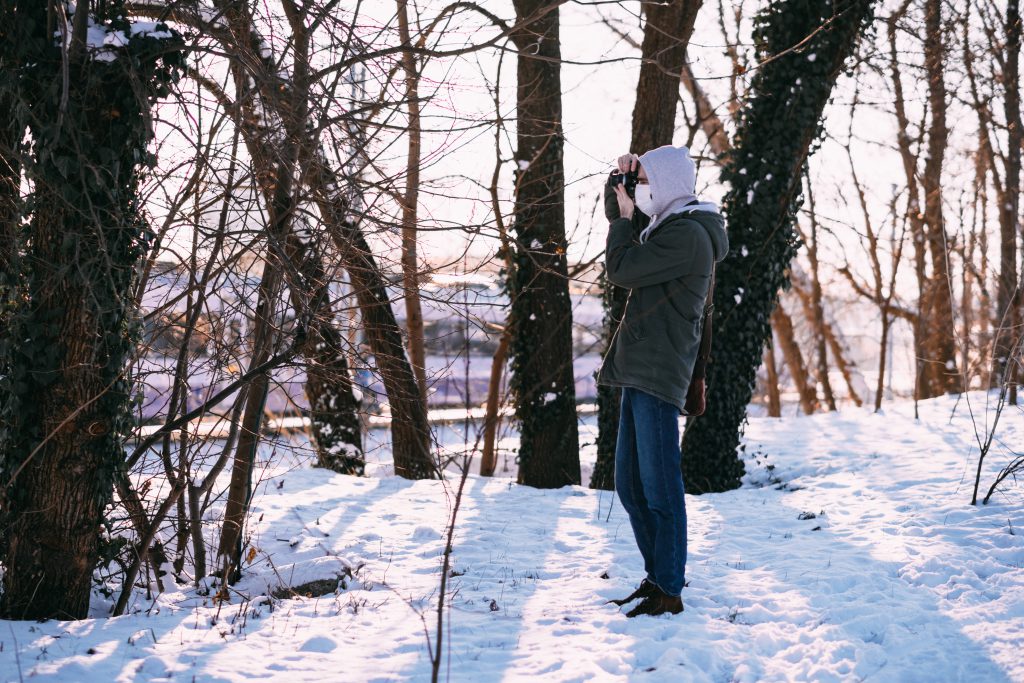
[684, 210, 730, 262]
[637, 145, 721, 242]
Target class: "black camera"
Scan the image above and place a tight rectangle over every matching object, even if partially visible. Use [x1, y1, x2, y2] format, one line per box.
[608, 169, 639, 198]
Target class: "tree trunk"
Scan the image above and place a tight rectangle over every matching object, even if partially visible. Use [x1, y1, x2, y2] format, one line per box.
[681, 58, 730, 159]
[0, 7, 182, 618]
[819, 300, 863, 407]
[312, 163, 436, 480]
[876, 313, 890, 411]
[804, 184, 837, 410]
[790, 275, 863, 408]
[592, 268, 622, 491]
[209, 1, 364, 478]
[887, 9, 942, 402]
[0, 56, 20, 406]
[680, 0, 875, 493]
[283, 231, 364, 476]
[216, 256, 283, 584]
[480, 328, 510, 476]
[304, 321, 364, 475]
[918, 0, 960, 397]
[772, 305, 817, 415]
[592, 0, 702, 491]
[995, 0, 1022, 398]
[0, 93, 18, 283]
[213, 0, 304, 580]
[509, 0, 580, 488]
[763, 340, 782, 418]
[397, 0, 428, 401]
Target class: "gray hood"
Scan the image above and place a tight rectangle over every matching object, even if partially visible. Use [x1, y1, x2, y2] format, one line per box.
[637, 145, 721, 243]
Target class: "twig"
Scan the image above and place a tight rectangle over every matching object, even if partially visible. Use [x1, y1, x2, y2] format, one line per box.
[432, 454, 472, 683]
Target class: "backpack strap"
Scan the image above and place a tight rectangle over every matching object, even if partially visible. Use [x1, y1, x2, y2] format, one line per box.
[691, 222, 717, 381]
[691, 267, 714, 379]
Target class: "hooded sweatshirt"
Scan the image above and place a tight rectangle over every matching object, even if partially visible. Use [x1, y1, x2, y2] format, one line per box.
[597, 145, 729, 412]
[637, 145, 720, 243]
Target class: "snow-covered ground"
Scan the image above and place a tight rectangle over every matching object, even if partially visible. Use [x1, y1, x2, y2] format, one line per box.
[1, 392, 1022, 682]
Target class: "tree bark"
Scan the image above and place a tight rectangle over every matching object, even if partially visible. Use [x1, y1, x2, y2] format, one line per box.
[876, 312, 891, 411]
[918, 0, 960, 397]
[303, 320, 365, 475]
[283, 231, 364, 476]
[771, 305, 817, 415]
[480, 328, 510, 477]
[509, 0, 580, 488]
[312, 164, 436, 480]
[216, 234, 285, 586]
[790, 278, 864, 408]
[593, 0, 703, 491]
[680, 58, 730, 159]
[763, 341, 782, 417]
[0, 91, 18, 284]
[197, 0, 363, 486]
[0, 6, 181, 618]
[213, 0, 303, 581]
[397, 0, 428, 401]
[680, 0, 875, 493]
[995, 0, 1022, 398]
[887, 3, 959, 400]
[804, 183, 837, 410]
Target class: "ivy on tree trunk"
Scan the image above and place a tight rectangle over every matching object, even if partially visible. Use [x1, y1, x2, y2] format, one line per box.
[0, 0, 183, 619]
[681, 0, 875, 494]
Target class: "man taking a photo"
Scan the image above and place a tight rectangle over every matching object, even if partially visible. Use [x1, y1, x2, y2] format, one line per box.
[598, 145, 728, 617]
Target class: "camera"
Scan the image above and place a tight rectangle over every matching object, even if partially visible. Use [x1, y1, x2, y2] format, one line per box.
[608, 168, 639, 198]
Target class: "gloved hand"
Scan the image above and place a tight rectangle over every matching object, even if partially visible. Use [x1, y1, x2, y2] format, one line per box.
[604, 172, 624, 222]
[604, 153, 641, 222]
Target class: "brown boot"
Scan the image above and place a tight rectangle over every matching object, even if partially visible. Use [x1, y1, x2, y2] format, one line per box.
[625, 586, 683, 618]
[607, 578, 657, 606]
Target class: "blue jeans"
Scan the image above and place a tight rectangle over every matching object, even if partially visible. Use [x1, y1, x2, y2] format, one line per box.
[614, 387, 687, 596]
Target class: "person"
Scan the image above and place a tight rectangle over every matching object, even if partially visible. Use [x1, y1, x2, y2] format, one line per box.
[597, 145, 728, 617]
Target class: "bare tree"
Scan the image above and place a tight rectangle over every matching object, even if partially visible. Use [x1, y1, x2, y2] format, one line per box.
[508, 0, 580, 488]
[397, 0, 429, 401]
[965, 0, 1022, 400]
[887, 1, 960, 401]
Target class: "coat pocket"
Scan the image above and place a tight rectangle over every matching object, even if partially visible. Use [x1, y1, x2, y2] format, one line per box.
[622, 318, 646, 343]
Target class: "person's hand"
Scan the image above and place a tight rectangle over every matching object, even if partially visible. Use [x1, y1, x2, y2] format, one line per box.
[613, 182, 634, 221]
[617, 153, 639, 174]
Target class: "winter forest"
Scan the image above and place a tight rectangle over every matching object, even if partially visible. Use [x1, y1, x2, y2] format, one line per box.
[0, 0, 1023, 680]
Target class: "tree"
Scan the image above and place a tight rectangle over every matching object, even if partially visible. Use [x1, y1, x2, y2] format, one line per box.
[0, 0, 183, 619]
[886, 1, 960, 401]
[966, 0, 1022, 399]
[591, 0, 703, 491]
[397, 0, 429, 402]
[508, 0, 580, 488]
[680, 0, 876, 494]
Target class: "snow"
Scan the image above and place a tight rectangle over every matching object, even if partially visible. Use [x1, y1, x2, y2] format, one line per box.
[68, 16, 175, 62]
[1, 392, 1022, 681]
